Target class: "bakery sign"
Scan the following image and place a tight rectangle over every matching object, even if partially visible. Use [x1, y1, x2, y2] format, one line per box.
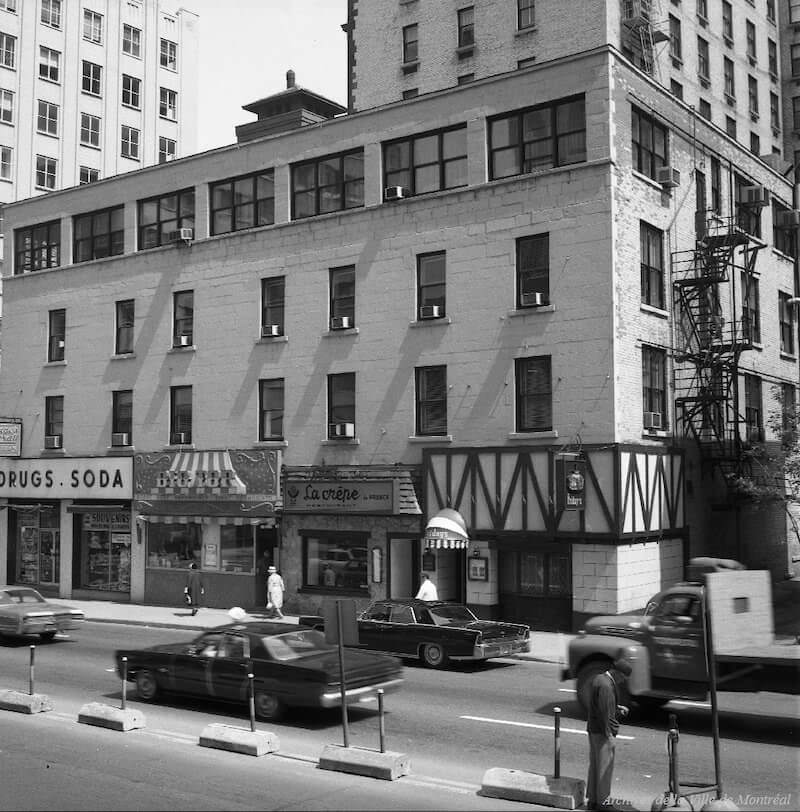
[284, 479, 397, 513]
[0, 457, 133, 499]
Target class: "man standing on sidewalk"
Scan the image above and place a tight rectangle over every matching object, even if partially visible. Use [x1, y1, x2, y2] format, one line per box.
[585, 657, 631, 810]
[266, 565, 285, 619]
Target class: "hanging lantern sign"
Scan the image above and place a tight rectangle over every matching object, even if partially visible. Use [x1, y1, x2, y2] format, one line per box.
[556, 455, 586, 512]
[424, 507, 469, 550]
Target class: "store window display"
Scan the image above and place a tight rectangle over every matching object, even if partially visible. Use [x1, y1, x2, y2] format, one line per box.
[80, 512, 132, 592]
[303, 534, 369, 592]
[218, 525, 255, 573]
[146, 522, 201, 569]
[16, 507, 60, 587]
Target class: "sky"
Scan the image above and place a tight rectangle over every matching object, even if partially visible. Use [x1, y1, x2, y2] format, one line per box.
[183, 0, 348, 153]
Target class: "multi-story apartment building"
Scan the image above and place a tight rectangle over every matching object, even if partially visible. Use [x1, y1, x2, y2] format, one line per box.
[0, 1, 796, 631]
[0, 0, 198, 205]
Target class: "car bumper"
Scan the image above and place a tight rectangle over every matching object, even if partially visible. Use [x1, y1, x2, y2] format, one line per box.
[320, 677, 404, 708]
[455, 639, 530, 661]
[21, 616, 58, 634]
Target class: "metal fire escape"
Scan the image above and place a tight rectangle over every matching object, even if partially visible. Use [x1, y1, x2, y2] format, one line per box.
[672, 205, 766, 481]
[621, 0, 669, 79]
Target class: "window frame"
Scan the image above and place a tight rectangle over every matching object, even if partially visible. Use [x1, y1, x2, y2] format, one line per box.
[160, 38, 177, 70]
[37, 100, 59, 136]
[210, 169, 275, 235]
[0, 32, 16, 69]
[457, 6, 474, 47]
[740, 271, 761, 344]
[779, 292, 796, 356]
[0, 87, 12, 123]
[39, 45, 60, 83]
[261, 276, 285, 336]
[640, 221, 665, 310]
[723, 56, 735, 100]
[330, 265, 356, 329]
[115, 299, 135, 355]
[402, 23, 418, 64]
[121, 125, 140, 160]
[172, 290, 194, 348]
[73, 205, 124, 263]
[112, 390, 133, 438]
[415, 365, 448, 436]
[159, 86, 177, 121]
[15, 222, 61, 275]
[45, 395, 64, 443]
[721, 1, 732, 42]
[82, 60, 102, 96]
[83, 9, 103, 44]
[417, 251, 446, 319]
[0, 144, 11, 180]
[121, 74, 141, 109]
[35, 155, 57, 190]
[291, 148, 365, 220]
[516, 233, 549, 308]
[327, 372, 356, 439]
[80, 112, 101, 148]
[697, 36, 709, 81]
[137, 188, 195, 249]
[743, 373, 763, 437]
[258, 378, 284, 441]
[515, 356, 553, 433]
[668, 14, 681, 62]
[122, 24, 141, 58]
[158, 136, 176, 164]
[517, 0, 535, 30]
[746, 20, 756, 62]
[642, 345, 668, 427]
[631, 106, 668, 181]
[48, 309, 65, 363]
[169, 385, 192, 445]
[79, 166, 99, 185]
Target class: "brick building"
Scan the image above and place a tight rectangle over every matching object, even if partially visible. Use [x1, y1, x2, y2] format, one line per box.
[0, 1, 796, 630]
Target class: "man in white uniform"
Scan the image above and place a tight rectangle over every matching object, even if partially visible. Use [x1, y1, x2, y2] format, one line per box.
[416, 572, 438, 601]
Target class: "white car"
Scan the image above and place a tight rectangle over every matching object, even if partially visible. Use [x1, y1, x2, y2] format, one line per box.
[0, 585, 85, 641]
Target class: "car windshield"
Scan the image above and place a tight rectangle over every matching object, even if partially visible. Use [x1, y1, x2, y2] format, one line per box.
[261, 629, 332, 661]
[428, 604, 477, 625]
[2, 588, 46, 604]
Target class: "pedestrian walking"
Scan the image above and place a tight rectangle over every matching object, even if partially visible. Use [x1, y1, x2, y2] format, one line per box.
[415, 571, 438, 601]
[266, 565, 285, 619]
[585, 657, 632, 811]
[184, 562, 204, 617]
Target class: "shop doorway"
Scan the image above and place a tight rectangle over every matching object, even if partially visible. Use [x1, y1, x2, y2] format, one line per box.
[10, 504, 60, 589]
[388, 536, 419, 598]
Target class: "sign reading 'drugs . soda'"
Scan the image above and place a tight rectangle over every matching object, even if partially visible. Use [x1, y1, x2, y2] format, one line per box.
[0, 457, 133, 499]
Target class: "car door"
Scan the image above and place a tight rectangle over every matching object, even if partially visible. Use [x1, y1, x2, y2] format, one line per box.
[209, 632, 249, 702]
[172, 632, 224, 696]
[385, 604, 420, 656]
[649, 593, 707, 682]
[358, 602, 395, 652]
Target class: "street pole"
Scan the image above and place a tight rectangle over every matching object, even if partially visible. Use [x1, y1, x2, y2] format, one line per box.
[29, 645, 35, 695]
[702, 589, 723, 800]
[336, 599, 350, 748]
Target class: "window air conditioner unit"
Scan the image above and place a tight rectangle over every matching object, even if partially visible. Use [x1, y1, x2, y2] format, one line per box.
[520, 291, 545, 307]
[262, 324, 282, 337]
[111, 432, 131, 447]
[657, 166, 681, 188]
[44, 435, 62, 449]
[743, 185, 769, 207]
[172, 432, 190, 445]
[57, 339, 65, 349]
[331, 422, 355, 438]
[776, 209, 800, 229]
[169, 227, 194, 244]
[643, 411, 662, 430]
[419, 304, 441, 319]
[384, 186, 407, 201]
[178, 334, 192, 347]
[331, 315, 352, 330]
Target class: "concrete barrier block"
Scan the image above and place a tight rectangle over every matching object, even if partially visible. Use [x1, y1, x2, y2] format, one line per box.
[77, 702, 145, 731]
[480, 768, 585, 810]
[0, 689, 53, 714]
[199, 723, 280, 756]
[319, 744, 411, 781]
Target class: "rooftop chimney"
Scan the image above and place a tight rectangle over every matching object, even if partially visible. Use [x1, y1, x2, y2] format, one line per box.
[286, 69, 295, 89]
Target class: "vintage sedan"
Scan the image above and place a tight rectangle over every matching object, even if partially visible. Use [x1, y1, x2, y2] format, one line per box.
[115, 621, 403, 721]
[0, 585, 85, 641]
[354, 599, 530, 668]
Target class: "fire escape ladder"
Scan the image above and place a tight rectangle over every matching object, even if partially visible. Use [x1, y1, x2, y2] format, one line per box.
[621, 0, 664, 79]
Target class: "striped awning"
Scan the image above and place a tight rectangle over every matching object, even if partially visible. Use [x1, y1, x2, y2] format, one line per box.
[160, 450, 247, 495]
[424, 508, 469, 550]
[135, 498, 277, 524]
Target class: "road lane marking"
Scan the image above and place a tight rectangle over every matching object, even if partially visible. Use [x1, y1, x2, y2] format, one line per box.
[558, 687, 576, 693]
[460, 714, 635, 741]
[670, 699, 710, 708]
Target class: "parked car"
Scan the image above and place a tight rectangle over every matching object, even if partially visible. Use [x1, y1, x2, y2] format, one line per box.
[0, 585, 85, 641]
[115, 621, 404, 721]
[330, 599, 530, 668]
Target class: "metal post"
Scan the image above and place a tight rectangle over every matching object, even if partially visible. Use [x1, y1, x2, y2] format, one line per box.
[702, 588, 723, 800]
[336, 600, 350, 748]
[121, 656, 127, 710]
[378, 688, 386, 753]
[248, 672, 255, 732]
[553, 706, 561, 778]
[668, 713, 679, 797]
[29, 645, 35, 695]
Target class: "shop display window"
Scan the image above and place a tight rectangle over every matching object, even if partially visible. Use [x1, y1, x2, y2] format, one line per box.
[16, 507, 60, 587]
[218, 525, 255, 573]
[80, 512, 131, 592]
[303, 534, 369, 592]
[146, 522, 201, 569]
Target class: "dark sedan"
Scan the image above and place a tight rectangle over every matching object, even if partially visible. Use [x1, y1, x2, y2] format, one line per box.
[354, 599, 530, 668]
[0, 585, 85, 641]
[115, 621, 403, 721]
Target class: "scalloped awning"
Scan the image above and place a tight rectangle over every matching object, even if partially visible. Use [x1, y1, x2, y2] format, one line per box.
[424, 508, 469, 550]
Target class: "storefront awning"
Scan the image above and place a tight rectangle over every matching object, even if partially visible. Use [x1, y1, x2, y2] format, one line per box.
[162, 450, 247, 495]
[424, 508, 469, 550]
[135, 499, 277, 526]
[66, 504, 130, 513]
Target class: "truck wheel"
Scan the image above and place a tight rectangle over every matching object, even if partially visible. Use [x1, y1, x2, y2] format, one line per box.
[576, 660, 612, 714]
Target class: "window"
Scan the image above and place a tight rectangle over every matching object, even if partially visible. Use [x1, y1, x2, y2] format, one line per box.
[74, 205, 124, 262]
[170, 386, 192, 445]
[147, 522, 200, 569]
[259, 379, 284, 441]
[159, 136, 176, 164]
[383, 125, 467, 197]
[642, 346, 668, 427]
[794, 98, 800, 133]
[330, 266, 355, 329]
[489, 95, 586, 180]
[697, 0, 707, 19]
[402, 24, 418, 63]
[695, 168, 706, 239]
[767, 0, 775, 23]
[721, 1, 732, 42]
[741, 271, 760, 343]
[457, 7, 474, 48]
[37, 101, 58, 136]
[791, 0, 800, 24]
[746, 20, 756, 63]
[771, 93, 781, 131]
[160, 38, 177, 70]
[39, 46, 60, 82]
[210, 170, 275, 235]
[697, 37, 709, 81]
[82, 61, 102, 95]
[0, 32, 15, 68]
[792, 44, 800, 78]
[80, 166, 99, 185]
[121, 125, 139, 160]
[768, 39, 777, 78]
[291, 149, 364, 219]
[0, 0, 15, 10]
[417, 251, 446, 319]
[45, 396, 64, 445]
[402, 88, 418, 99]
[35, 155, 57, 189]
[80, 113, 100, 147]
[83, 9, 102, 44]
[123, 24, 141, 57]
[517, 233, 549, 307]
[303, 534, 369, 593]
[0, 145, 10, 180]
[137, 188, 195, 249]
[641, 221, 665, 309]
[500, 549, 570, 598]
[670, 80, 683, 100]
[261, 276, 285, 336]
[328, 372, 356, 439]
[172, 290, 194, 348]
[0, 87, 12, 122]
[726, 116, 737, 139]
[115, 299, 135, 355]
[669, 15, 681, 62]
[112, 391, 133, 443]
[723, 57, 735, 100]
[748, 76, 758, 116]
[48, 309, 65, 362]
[744, 373, 762, 439]
[710, 157, 721, 213]
[159, 87, 177, 120]
[750, 132, 760, 155]
[631, 106, 667, 181]
[735, 174, 761, 237]
[518, 0, 535, 29]
[698, 99, 711, 121]
[415, 365, 447, 436]
[779, 292, 796, 355]
[121, 74, 140, 108]
[515, 356, 552, 432]
[457, 73, 475, 84]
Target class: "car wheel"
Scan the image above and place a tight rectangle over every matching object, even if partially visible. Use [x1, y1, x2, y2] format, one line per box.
[40, 631, 57, 642]
[254, 690, 285, 721]
[576, 659, 612, 715]
[135, 670, 159, 701]
[421, 643, 448, 668]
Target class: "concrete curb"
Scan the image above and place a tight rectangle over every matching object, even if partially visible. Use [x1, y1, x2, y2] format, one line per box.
[77, 701, 146, 731]
[319, 743, 411, 781]
[480, 767, 585, 809]
[0, 689, 53, 714]
[199, 723, 280, 756]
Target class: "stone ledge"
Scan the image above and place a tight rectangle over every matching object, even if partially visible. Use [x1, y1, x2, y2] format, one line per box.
[199, 723, 280, 756]
[319, 744, 410, 781]
[0, 689, 53, 714]
[78, 702, 146, 731]
[480, 768, 585, 810]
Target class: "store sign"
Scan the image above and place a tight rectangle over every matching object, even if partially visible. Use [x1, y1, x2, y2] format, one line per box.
[0, 420, 22, 457]
[284, 479, 397, 513]
[0, 457, 133, 499]
[556, 455, 586, 512]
